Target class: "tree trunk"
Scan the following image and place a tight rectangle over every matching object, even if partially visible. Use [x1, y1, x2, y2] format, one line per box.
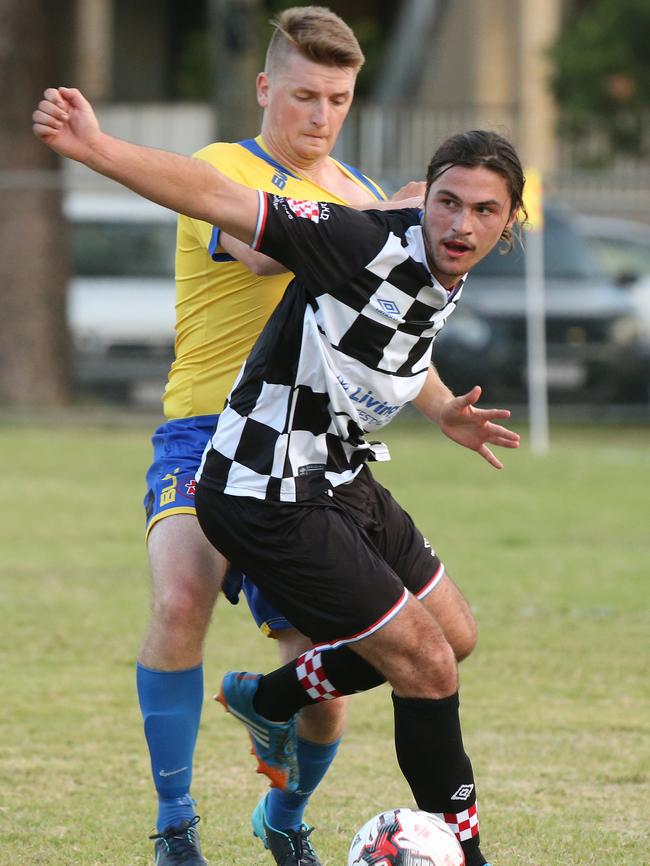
[0, 0, 71, 406]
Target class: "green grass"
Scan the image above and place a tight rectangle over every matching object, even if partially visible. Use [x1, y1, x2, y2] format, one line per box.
[1, 412, 648, 865]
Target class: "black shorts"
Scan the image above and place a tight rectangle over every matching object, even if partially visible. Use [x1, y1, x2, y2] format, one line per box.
[195, 466, 444, 647]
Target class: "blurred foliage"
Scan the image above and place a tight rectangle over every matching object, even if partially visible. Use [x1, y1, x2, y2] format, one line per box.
[168, 0, 210, 100]
[265, 0, 397, 97]
[174, 29, 211, 100]
[550, 0, 650, 163]
[170, 1, 397, 100]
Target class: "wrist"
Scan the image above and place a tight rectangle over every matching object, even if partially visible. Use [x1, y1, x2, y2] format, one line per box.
[414, 386, 454, 425]
[428, 393, 451, 426]
[85, 130, 111, 170]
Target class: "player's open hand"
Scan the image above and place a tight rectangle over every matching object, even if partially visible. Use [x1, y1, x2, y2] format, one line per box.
[438, 385, 520, 469]
[32, 86, 101, 163]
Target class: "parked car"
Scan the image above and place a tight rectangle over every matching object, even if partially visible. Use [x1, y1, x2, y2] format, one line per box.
[432, 205, 650, 403]
[575, 214, 650, 287]
[65, 192, 177, 401]
[575, 214, 650, 401]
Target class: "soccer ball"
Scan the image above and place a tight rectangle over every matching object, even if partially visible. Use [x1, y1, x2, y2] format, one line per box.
[347, 808, 465, 866]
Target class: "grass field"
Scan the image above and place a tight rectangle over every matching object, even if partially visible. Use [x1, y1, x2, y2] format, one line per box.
[1, 411, 648, 865]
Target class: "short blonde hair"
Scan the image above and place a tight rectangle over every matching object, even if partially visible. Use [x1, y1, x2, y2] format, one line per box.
[265, 6, 365, 74]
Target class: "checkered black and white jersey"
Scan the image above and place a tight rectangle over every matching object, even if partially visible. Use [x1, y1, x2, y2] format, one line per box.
[197, 193, 465, 502]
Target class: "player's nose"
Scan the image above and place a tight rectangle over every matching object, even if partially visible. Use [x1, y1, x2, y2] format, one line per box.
[452, 207, 472, 235]
[311, 99, 328, 126]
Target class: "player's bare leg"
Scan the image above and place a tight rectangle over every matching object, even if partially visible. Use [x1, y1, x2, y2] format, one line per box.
[420, 572, 478, 663]
[350, 593, 457, 698]
[141, 515, 224, 668]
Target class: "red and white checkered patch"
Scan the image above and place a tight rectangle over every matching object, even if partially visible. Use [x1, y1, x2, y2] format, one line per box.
[295, 649, 343, 701]
[437, 803, 479, 843]
[286, 198, 322, 222]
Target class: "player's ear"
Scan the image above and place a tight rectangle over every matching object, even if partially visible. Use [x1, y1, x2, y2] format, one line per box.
[256, 72, 269, 108]
[505, 206, 518, 233]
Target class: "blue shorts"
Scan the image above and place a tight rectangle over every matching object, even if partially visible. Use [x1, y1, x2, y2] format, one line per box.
[144, 415, 292, 636]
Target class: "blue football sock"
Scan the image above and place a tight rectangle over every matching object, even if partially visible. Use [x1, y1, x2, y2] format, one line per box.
[265, 736, 340, 831]
[136, 662, 203, 833]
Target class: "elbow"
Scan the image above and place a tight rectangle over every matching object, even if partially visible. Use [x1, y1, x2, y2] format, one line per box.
[248, 259, 269, 276]
[202, 196, 222, 226]
[189, 188, 221, 225]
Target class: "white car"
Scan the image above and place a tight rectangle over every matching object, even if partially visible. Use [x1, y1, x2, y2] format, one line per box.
[65, 192, 178, 401]
[576, 214, 650, 400]
[575, 214, 650, 287]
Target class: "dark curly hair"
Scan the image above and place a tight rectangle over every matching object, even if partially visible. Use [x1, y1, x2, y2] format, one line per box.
[425, 130, 528, 252]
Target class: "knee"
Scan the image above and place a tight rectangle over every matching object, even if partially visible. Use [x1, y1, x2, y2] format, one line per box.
[452, 614, 478, 663]
[298, 695, 348, 743]
[152, 572, 217, 635]
[390, 631, 459, 698]
[417, 640, 459, 693]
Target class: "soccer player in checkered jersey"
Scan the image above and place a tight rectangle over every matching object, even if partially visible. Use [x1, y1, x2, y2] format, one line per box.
[35, 78, 526, 865]
[33, 11, 427, 866]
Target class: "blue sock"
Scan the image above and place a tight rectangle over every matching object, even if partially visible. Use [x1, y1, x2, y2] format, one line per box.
[265, 736, 340, 831]
[136, 662, 203, 833]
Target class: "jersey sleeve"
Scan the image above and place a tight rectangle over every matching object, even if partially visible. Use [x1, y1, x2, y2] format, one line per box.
[251, 192, 389, 292]
[180, 144, 245, 262]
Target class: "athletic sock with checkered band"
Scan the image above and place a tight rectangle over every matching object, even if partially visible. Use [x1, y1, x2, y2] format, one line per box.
[252, 645, 385, 721]
[392, 692, 486, 866]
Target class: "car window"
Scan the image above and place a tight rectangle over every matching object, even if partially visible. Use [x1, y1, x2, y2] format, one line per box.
[472, 210, 604, 280]
[71, 221, 177, 277]
[584, 236, 650, 279]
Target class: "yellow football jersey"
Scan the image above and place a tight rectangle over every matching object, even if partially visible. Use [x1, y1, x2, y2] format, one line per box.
[163, 135, 386, 419]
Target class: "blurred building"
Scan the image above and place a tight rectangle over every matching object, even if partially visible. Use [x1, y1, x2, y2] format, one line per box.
[68, 0, 649, 221]
[57, 0, 650, 408]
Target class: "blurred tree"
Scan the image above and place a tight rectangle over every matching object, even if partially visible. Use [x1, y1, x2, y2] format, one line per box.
[136, 1, 398, 104]
[208, 0, 264, 140]
[0, 0, 71, 405]
[550, 0, 650, 162]
[264, 0, 398, 97]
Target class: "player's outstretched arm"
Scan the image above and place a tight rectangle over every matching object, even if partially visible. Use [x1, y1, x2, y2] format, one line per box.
[413, 367, 520, 470]
[32, 86, 258, 244]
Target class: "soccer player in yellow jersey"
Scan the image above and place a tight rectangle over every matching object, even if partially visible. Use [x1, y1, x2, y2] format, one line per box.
[133, 8, 431, 866]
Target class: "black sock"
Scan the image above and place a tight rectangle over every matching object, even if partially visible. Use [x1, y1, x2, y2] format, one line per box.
[253, 645, 385, 721]
[392, 692, 485, 866]
[253, 662, 313, 721]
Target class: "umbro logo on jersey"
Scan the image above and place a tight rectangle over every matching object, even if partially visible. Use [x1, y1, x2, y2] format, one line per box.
[376, 298, 402, 320]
